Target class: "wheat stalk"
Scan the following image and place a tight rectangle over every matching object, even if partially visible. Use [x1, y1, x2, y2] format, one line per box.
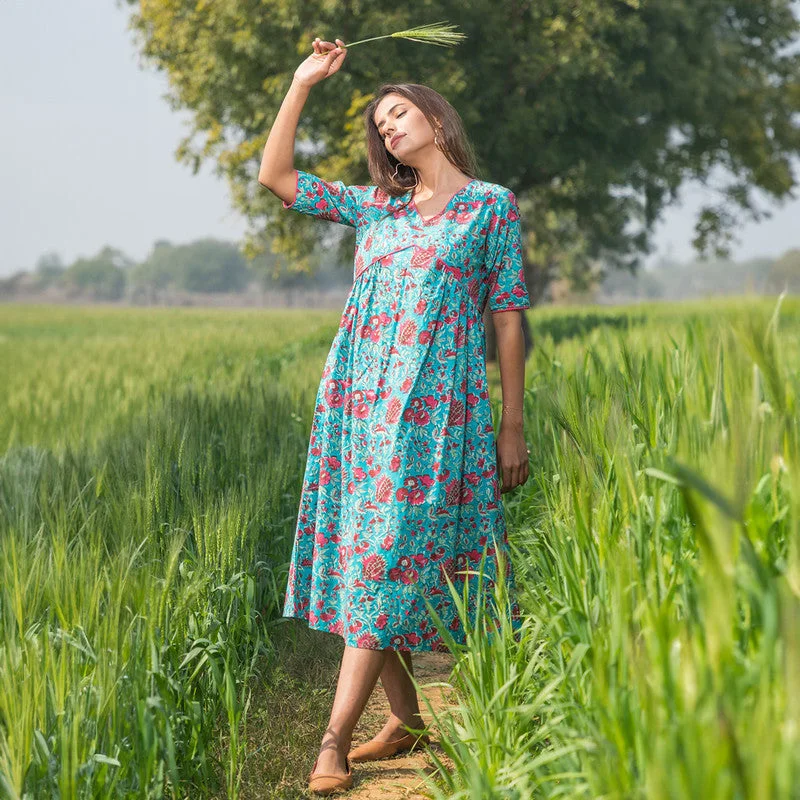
[342, 21, 467, 50]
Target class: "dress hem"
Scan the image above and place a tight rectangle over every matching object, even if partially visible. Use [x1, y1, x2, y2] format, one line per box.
[280, 613, 457, 653]
[490, 304, 531, 313]
[279, 609, 523, 653]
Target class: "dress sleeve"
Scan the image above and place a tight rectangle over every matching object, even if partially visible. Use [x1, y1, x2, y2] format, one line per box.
[486, 190, 531, 313]
[281, 168, 366, 228]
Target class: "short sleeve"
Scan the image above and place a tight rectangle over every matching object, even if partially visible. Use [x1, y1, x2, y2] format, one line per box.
[486, 190, 531, 313]
[281, 168, 366, 228]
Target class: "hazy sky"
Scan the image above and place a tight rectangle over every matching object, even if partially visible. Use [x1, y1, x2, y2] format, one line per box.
[2, 1, 799, 278]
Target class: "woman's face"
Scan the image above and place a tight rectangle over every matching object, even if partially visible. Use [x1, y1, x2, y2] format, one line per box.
[373, 93, 435, 159]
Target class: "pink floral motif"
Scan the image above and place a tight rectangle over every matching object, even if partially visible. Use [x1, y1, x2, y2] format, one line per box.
[439, 557, 457, 583]
[410, 245, 436, 268]
[385, 396, 402, 424]
[324, 379, 344, 408]
[395, 474, 434, 505]
[402, 396, 435, 426]
[362, 553, 387, 581]
[440, 259, 464, 281]
[360, 324, 380, 343]
[445, 199, 479, 224]
[397, 319, 418, 345]
[445, 479, 461, 506]
[448, 400, 466, 426]
[375, 475, 394, 503]
[357, 631, 382, 649]
[388, 553, 419, 583]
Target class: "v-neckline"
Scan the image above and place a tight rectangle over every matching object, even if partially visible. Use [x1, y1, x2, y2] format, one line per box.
[409, 178, 477, 224]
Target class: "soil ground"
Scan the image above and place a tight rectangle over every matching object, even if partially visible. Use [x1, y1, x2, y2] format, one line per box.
[230, 626, 462, 799]
[345, 650, 459, 799]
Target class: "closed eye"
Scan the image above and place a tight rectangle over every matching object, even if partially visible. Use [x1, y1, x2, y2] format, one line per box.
[384, 111, 406, 137]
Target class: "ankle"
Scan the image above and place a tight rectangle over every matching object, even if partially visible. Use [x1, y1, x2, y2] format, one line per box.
[389, 711, 424, 730]
[320, 732, 352, 756]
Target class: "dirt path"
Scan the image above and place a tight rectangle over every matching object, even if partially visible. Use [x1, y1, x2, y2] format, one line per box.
[346, 651, 459, 799]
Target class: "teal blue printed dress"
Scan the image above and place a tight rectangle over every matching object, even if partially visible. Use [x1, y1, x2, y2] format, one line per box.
[281, 169, 530, 652]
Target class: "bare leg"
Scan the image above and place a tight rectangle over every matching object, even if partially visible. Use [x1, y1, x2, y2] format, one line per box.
[372, 650, 425, 739]
[311, 644, 388, 778]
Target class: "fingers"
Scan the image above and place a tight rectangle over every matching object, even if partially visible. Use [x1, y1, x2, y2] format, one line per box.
[501, 464, 517, 494]
[498, 458, 530, 493]
[312, 37, 345, 56]
[330, 43, 347, 69]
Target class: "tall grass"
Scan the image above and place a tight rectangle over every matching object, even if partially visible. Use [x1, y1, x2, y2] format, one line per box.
[0, 306, 336, 798]
[3, 298, 799, 798]
[415, 296, 800, 798]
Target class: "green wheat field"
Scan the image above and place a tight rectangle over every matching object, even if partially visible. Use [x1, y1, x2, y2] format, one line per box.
[1, 299, 798, 799]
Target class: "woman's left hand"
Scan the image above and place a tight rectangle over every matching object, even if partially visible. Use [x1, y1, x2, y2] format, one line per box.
[496, 425, 530, 494]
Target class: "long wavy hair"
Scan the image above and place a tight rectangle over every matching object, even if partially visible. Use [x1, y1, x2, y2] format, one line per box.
[363, 84, 479, 206]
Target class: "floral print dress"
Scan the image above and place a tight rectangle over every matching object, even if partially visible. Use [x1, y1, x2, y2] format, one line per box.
[280, 168, 530, 652]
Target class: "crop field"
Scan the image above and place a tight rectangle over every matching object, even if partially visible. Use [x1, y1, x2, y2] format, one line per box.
[1, 298, 798, 798]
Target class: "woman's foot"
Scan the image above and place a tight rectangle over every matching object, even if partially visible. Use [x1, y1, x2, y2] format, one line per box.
[348, 712, 430, 762]
[310, 735, 351, 780]
[308, 753, 353, 796]
[374, 711, 425, 742]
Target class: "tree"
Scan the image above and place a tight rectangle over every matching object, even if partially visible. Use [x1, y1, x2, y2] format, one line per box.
[600, 264, 665, 300]
[767, 247, 800, 292]
[62, 247, 129, 300]
[129, 240, 179, 300]
[122, 0, 800, 353]
[95, 245, 136, 271]
[34, 252, 65, 288]
[173, 239, 253, 292]
[131, 238, 254, 295]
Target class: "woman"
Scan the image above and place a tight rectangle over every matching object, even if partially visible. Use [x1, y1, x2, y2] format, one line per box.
[259, 36, 530, 796]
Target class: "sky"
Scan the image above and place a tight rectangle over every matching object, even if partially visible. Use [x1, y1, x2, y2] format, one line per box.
[1, 0, 799, 279]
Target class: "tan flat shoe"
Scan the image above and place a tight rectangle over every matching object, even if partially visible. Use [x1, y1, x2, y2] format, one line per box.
[348, 731, 431, 763]
[308, 755, 353, 796]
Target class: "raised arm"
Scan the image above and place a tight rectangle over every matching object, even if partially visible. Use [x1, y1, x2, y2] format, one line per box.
[258, 37, 347, 205]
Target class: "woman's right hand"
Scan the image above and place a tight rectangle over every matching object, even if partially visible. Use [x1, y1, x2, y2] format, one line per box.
[294, 37, 347, 88]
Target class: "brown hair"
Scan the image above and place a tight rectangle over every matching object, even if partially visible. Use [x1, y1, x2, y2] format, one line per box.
[363, 83, 479, 205]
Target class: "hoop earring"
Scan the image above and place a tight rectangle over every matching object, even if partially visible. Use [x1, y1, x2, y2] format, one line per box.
[434, 131, 441, 149]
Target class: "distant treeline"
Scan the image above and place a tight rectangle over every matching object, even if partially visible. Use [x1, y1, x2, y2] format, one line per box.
[0, 238, 350, 303]
[597, 249, 800, 303]
[2, 239, 799, 305]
